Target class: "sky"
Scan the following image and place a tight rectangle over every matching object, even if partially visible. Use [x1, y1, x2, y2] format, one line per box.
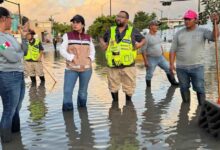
[1, 0, 202, 27]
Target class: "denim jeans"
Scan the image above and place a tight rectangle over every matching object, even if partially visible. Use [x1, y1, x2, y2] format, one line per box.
[0, 71, 25, 140]
[146, 55, 170, 80]
[176, 66, 205, 93]
[63, 69, 92, 110]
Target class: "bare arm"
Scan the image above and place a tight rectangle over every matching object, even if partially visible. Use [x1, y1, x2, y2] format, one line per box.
[169, 52, 176, 75]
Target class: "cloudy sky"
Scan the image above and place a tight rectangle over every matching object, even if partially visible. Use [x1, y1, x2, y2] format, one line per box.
[1, 0, 202, 26]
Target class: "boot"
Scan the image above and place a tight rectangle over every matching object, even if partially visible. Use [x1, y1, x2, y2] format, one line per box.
[167, 74, 179, 86]
[126, 94, 132, 101]
[197, 92, 205, 106]
[39, 76, 45, 82]
[11, 113, 20, 133]
[180, 90, 190, 103]
[111, 92, 118, 101]
[146, 80, 151, 87]
[30, 76, 36, 83]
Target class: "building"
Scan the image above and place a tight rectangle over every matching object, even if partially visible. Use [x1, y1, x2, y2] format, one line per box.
[161, 19, 184, 28]
[29, 20, 52, 43]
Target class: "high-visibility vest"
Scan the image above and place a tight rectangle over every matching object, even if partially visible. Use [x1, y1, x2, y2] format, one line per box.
[105, 26, 137, 67]
[24, 39, 41, 61]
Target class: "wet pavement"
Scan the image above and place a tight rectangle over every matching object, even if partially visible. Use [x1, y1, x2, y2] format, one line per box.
[0, 42, 220, 150]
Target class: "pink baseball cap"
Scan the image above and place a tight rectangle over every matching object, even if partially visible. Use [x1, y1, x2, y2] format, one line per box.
[183, 9, 198, 19]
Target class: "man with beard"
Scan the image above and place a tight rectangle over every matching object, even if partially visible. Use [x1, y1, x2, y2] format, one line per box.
[100, 10, 145, 101]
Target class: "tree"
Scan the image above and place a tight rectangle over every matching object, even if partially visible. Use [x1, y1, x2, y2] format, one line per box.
[160, 17, 169, 30]
[87, 15, 116, 40]
[52, 22, 71, 37]
[133, 11, 157, 31]
[200, 0, 220, 24]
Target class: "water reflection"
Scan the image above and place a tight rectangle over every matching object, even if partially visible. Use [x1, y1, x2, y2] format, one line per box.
[165, 104, 202, 149]
[27, 82, 47, 145]
[141, 86, 177, 148]
[1, 133, 25, 150]
[28, 83, 47, 122]
[108, 101, 139, 150]
[63, 107, 95, 149]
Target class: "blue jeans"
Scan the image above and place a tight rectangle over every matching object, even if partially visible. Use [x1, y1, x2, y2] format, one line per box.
[146, 56, 170, 80]
[0, 71, 25, 137]
[63, 69, 92, 110]
[176, 66, 205, 93]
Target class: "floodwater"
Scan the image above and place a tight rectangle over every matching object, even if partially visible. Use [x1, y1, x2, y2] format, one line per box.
[0, 42, 220, 150]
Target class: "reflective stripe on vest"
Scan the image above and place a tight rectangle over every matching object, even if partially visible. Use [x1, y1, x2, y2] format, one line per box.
[24, 39, 41, 61]
[106, 26, 137, 67]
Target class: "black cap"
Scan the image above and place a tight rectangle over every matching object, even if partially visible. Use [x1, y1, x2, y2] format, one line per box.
[0, 7, 11, 18]
[27, 29, 35, 35]
[70, 15, 85, 25]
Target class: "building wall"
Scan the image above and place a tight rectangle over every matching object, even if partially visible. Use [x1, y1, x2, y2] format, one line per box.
[29, 20, 52, 43]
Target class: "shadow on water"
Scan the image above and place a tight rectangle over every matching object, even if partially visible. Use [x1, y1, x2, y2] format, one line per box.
[108, 101, 139, 150]
[63, 108, 95, 149]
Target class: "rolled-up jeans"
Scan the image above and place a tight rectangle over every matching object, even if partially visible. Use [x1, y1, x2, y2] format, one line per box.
[63, 69, 92, 110]
[0, 71, 25, 134]
[176, 66, 205, 93]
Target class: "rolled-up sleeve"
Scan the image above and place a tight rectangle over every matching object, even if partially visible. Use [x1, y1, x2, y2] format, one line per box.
[59, 33, 74, 61]
[89, 38, 95, 61]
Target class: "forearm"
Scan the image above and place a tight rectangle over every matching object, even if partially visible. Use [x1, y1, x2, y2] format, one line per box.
[136, 38, 146, 49]
[169, 52, 176, 66]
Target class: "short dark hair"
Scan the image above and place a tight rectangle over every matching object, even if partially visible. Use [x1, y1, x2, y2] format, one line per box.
[0, 7, 10, 18]
[120, 11, 129, 19]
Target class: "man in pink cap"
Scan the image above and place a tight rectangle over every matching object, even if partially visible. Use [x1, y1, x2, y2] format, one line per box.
[169, 9, 219, 106]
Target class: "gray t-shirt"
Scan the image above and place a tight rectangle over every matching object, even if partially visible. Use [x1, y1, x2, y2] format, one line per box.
[141, 33, 163, 57]
[170, 26, 214, 68]
[0, 32, 28, 72]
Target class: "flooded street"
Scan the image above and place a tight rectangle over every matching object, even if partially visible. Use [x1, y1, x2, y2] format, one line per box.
[0, 42, 220, 150]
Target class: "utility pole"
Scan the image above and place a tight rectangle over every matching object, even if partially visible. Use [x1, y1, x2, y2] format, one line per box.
[110, 0, 112, 16]
[198, 0, 200, 13]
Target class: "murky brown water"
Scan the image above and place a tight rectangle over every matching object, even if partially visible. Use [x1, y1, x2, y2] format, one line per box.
[0, 42, 220, 150]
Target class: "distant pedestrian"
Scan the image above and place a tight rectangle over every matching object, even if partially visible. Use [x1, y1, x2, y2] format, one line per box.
[24, 29, 45, 85]
[60, 14, 95, 110]
[169, 10, 219, 105]
[53, 37, 57, 51]
[141, 20, 179, 87]
[0, 7, 28, 142]
[100, 10, 146, 101]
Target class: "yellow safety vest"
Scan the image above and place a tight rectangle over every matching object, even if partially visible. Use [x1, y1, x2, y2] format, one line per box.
[106, 26, 137, 67]
[24, 39, 41, 61]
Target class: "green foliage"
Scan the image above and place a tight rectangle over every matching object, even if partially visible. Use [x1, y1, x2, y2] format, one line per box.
[200, 0, 220, 24]
[160, 17, 169, 30]
[133, 11, 157, 31]
[87, 15, 116, 39]
[52, 22, 72, 36]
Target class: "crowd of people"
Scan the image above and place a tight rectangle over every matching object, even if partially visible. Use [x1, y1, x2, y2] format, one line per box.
[0, 6, 219, 143]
